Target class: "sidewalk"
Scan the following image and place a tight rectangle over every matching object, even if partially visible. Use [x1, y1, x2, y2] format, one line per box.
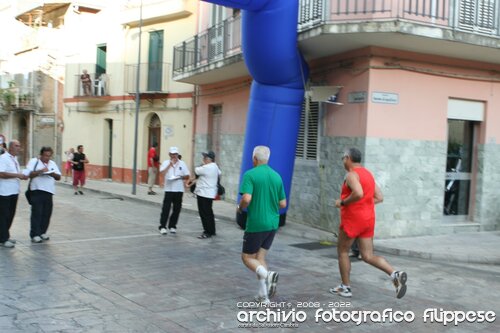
[58, 179, 500, 265]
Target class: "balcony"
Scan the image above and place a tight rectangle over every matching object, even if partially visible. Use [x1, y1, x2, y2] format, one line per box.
[0, 76, 36, 111]
[173, 0, 500, 84]
[72, 72, 111, 101]
[124, 62, 170, 95]
[120, 0, 192, 27]
[173, 14, 246, 84]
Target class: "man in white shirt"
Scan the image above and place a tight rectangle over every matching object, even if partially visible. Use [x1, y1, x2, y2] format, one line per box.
[0, 140, 29, 248]
[190, 151, 221, 239]
[158, 147, 190, 235]
[24, 146, 61, 243]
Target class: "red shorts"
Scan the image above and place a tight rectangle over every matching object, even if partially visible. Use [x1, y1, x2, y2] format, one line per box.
[340, 219, 375, 238]
[73, 170, 86, 186]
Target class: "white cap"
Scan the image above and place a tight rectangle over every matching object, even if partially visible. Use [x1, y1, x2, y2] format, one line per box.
[169, 146, 179, 154]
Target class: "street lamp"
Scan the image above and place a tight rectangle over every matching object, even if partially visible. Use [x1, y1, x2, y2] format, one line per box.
[131, 0, 143, 195]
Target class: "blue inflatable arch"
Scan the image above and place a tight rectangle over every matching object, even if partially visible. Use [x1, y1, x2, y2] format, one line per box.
[202, 0, 309, 223]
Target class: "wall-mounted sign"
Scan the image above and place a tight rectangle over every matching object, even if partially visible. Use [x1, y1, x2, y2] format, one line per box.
[372, 92, 399, 104]
[40, 117, 55, 124]
[348, 91, 367, 103]
[164, 125, 174, 138]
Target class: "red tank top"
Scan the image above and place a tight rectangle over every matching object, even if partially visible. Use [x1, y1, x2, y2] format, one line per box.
[340, 167, 375, 224]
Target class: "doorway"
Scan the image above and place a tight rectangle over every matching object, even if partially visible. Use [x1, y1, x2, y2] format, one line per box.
[104, 119, 113, 179]
[443, 119, 474, 217]
[19, 116, 28, 166]
[96, 44, 107, 77]
[208, 105, 222, 159]
[148, 114, 161, 184]
[208, 5, 225, 61]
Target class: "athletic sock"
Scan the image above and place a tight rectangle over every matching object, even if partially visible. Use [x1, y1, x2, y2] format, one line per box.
[255, 265, 268, 280]
[390, 271, 397, 280]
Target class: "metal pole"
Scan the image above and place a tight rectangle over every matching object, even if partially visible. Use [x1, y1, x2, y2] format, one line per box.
[132, 0, 143, 195]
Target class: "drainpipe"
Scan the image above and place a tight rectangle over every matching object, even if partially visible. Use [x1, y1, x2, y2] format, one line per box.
[54, 77, 59, 164]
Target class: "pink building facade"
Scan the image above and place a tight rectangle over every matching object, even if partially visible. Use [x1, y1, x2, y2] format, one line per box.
[174, 0, 500, 237]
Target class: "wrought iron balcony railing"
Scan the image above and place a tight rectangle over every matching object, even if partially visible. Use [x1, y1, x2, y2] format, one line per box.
[124, 62, 170, 94]
[173, 0, 499, 77]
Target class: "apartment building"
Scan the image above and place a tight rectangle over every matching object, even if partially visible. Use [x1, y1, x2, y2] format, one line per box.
[0, 1, 67, 165]
[61, 0, 197, 184]
[173, 0, 500, 238]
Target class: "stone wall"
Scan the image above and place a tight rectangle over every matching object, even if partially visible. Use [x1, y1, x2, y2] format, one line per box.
[197, 133, 498, 238]
[475, 143, 500, 231]
[194, 133, 244, 203]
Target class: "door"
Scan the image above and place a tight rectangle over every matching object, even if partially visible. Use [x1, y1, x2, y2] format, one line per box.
[208, 5, 224, 61]
[148, 31, 164, 92]
[105, 119, 113, 179]
[208, 105, 222, 159]
[96, 44, 107, 77]
[443, 119, 474, 217]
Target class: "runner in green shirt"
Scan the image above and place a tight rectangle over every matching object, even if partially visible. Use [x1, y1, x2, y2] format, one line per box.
[238, 146, 287, 304]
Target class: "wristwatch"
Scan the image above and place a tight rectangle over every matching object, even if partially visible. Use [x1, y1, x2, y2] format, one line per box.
[340, 200, 345, 206]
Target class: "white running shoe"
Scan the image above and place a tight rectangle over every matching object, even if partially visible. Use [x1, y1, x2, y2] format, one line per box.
[169, 228, 177, 234]
[159, 228, 167, 235]
[393, 271, 407, 299]
[32, 236, 43, 243]
[266, 271, 279, 298]
[330, 284, 352, 298]
[1, 240, 15, 248]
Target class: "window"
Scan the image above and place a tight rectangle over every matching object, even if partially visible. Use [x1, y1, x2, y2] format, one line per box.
[296, 96, 319, 160]
[458, 0, 497, 34]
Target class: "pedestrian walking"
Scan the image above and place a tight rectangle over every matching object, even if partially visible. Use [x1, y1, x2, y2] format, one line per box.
[72, 145, 89, 195]
[0, 140, 29, 248]
[189, 151, 221, 239]
[331, 147, 407, 299]
[237, 146, 286, 304]
[64, 147, 74, 182]
[158, 147, 190, 235]
[23, 147, 61, 243]
[147, 142, 159, 195]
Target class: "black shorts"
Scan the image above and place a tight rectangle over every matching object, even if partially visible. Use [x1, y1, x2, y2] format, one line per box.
[242, 230, 277, 254]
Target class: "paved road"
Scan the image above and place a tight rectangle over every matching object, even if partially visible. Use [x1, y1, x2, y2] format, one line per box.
[1, 186, 499, 332]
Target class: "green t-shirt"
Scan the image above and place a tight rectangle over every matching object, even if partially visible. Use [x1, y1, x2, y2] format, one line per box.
[240, 164, 286, 233]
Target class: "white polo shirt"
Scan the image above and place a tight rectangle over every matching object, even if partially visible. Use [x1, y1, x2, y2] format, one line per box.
[0, 152, 21, 196]
[194, 162, 221, 199]
[159, 159, 190, 192]
[23, 158, 61, 195]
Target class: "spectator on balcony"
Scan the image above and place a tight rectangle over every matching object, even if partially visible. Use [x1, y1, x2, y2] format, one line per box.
[81, 69, 92, 96]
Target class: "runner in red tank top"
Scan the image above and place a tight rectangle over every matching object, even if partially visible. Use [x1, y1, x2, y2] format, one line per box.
[340, 167, 376, 238]
[330, 148, 407, 299]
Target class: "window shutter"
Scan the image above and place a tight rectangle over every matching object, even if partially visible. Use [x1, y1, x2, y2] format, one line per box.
[296, 96, 319, 160]
[477, 0, 496, 32]
[458, 0, 497, 34]
[458, 0, 476, 31]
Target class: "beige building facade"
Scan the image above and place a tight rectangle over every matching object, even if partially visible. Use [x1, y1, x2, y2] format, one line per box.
[62, 0, 197, 184]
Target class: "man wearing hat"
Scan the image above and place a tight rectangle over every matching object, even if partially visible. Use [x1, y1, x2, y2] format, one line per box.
[158, 147, 190, 235]
[190, 151, 221, 239]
